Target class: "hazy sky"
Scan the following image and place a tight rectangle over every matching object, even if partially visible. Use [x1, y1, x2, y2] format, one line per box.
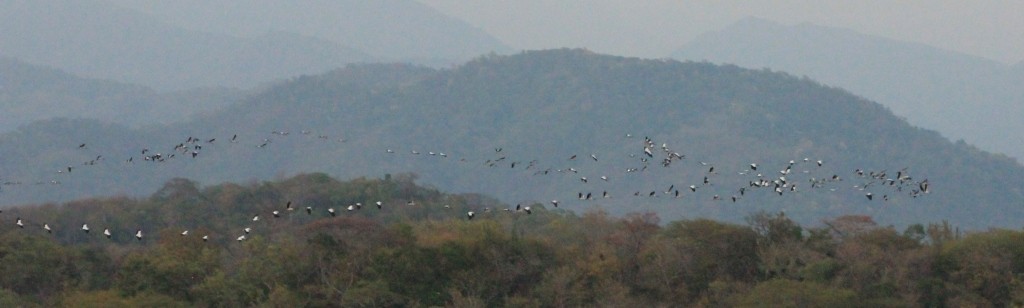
[418, 0, 1024, 65]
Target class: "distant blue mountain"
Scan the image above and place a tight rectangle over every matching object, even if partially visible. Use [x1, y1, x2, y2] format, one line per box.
[672, 17, 1024, 161]
[0, 0, 373, 90]
[0, 57, 242, 132]
[105, 0, 513, 65]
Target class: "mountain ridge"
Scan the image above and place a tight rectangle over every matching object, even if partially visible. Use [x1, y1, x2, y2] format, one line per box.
[0, 57, 243, 132]
[0, 0, 374, 90]
[672, 17, 1024, 160]
[104, 0, 513, 64]
[1, 50, 1021, 229]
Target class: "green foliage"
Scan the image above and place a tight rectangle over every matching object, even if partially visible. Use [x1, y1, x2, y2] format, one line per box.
[732, 279, 861, 307]
[0, 170, 1022, 306]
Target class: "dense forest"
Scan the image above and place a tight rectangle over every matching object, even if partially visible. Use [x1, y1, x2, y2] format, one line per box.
[1, 174, 1022, 307]
[2, 50, 1022, 230]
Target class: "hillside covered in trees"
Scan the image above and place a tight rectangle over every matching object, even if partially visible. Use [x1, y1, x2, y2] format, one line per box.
[1, 49, 1022, 230]
[1, 174, 1022, 307]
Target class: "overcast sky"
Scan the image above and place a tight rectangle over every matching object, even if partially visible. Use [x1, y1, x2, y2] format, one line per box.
[418, 0, 1024, 65]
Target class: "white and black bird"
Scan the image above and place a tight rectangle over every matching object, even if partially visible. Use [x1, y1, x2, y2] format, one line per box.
[376, 201, 383, 209]
[467, 211, 475, 220]
[44, 224, 52, 233]
[252, 215, 259, 222]
[16, 218, 24, 228]
[82, 224, 90, 233]
[272, 211, 280, 218]
[237, 235, 246, 242]
[551, 200, 559, 208]
[104, 228, 112, 239]
[328, 208, 336, 217]
[135, 229, 143, 241]
[202, 235, 209, 242]
[244, 227, 252, 234]
[181, 230, 189, 236]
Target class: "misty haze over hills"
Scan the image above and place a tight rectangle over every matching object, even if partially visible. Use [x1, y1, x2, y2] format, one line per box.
[0, 57, 242, 132]
[0, 0, 374, 90]
[673, 17, 1024, 160]
[0, 2, 1022, 232]
[106, 0, 513, 65]
[2, 4, 1024, 306]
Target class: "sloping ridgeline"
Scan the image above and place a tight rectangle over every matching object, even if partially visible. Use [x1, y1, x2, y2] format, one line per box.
[1, 49, 1021, 229]
[0, 57, 243, 132]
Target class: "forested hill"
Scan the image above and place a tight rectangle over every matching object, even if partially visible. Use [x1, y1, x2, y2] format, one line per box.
[2, 173, 1022, 306]
[1, 49, 1021, 229]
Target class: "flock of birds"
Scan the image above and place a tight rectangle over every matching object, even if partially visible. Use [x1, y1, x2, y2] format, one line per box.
[1, 129, 932, 242]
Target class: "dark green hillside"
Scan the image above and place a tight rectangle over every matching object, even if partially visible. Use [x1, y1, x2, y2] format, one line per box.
[1, 50, 1021, 229]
